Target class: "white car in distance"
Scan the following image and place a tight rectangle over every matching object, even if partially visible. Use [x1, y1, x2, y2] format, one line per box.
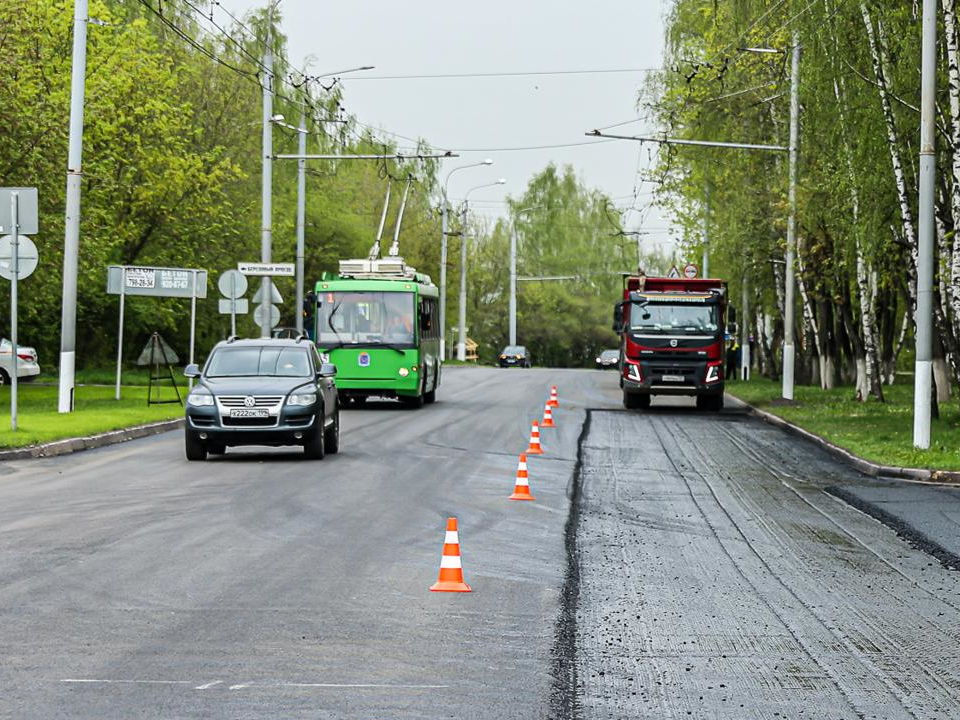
[0, 339, 40, 384]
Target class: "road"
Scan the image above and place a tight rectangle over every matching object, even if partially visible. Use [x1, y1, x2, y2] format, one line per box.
[2, 367, 960, 719]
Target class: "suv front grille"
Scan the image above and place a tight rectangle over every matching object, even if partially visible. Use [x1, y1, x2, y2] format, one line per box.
[217, 395, 284, 408]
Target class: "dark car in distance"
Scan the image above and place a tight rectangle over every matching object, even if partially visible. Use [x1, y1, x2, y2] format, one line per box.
[596, 349, 619, 369]
[184, 338, 340, 461]
[499, 345, 531, 368]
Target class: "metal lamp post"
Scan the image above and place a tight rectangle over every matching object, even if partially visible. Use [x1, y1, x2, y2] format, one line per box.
[510, 205, 550, 346]
[457, 179, 506, 361]
[441, 159, 493, 358]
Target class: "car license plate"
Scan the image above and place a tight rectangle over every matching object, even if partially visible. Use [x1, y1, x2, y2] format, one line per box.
[661, 374, 684, 382]
[229, 408, 269, 418]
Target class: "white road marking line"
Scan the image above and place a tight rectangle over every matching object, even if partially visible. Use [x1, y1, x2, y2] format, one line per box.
[61, 679, 192, 685]
[228, 684, 249, 690]
[194, 680, 222, 690]
[278, 683, 449, 689]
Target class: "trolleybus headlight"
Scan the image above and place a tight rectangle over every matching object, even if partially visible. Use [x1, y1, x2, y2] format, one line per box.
[705, 362, 722, 384]
[287, 392, 318, 406]
[188, 392, 214, 407]
[398, 367, 410, 377]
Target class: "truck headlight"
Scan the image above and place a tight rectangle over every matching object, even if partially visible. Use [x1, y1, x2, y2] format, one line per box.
[188, 393, 214, 407]
[287, 392, 317, 406]
[705, 363, 722, 384]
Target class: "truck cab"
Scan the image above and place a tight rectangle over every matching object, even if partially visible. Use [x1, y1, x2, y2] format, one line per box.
[614, 275, 726, 411]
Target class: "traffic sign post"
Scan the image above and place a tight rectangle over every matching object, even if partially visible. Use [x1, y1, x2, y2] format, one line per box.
[0, 188, 40, 432]
[217, 269, 249, 337]
[107, 265, 208, 399]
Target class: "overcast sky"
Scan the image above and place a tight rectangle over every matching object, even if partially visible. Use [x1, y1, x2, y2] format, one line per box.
[215, 0, 674, 251]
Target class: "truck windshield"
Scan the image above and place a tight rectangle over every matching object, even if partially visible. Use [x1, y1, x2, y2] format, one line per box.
[630, 303, 718, 334]
[317, 291, 415, 347]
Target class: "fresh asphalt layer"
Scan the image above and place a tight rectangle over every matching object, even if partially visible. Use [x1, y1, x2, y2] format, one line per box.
[3, 368, 960, 718]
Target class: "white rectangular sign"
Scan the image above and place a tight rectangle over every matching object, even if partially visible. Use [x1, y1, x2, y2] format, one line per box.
[219, 298, 249, 314]
[107, 265, 208, 298]
[238, 262, 295, 277]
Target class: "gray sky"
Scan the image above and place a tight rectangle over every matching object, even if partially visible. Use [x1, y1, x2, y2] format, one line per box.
[216, 0, 675, 251]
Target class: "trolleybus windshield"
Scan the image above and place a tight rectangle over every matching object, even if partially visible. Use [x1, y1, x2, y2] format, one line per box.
[317, 291, 416, 348]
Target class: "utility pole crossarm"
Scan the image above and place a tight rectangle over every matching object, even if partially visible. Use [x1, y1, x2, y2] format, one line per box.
[585, 130, 788, 152]
[274, 153, 459, 160]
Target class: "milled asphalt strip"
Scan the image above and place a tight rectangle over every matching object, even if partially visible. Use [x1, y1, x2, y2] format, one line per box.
[548, 408, 591, 720]
[0, 419, 184, 461]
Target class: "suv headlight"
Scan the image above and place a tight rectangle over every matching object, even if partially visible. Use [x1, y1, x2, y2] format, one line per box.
[188, 392, 214, 407]
[287, 392, 318, 406]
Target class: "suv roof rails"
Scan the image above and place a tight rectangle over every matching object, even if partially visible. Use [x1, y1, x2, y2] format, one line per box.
[295, 334, 308, 343]
[226, 335, 239, 343]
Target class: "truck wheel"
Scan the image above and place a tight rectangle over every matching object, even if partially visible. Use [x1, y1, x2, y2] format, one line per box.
[623, 392, 650, 410]
[185, 431, 207, 461]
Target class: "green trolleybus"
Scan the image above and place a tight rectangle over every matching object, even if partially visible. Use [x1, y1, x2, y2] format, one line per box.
[314, 257, 440, 408]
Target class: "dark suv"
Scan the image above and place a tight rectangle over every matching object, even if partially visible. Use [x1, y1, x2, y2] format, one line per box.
[183, 338, 340, 461]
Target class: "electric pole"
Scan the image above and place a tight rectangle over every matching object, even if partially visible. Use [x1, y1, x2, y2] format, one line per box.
[782, 32, 800, 401]
[58, 0, 89, 413]
[295, 108, 306, 334]
[260, 31, 274, 338]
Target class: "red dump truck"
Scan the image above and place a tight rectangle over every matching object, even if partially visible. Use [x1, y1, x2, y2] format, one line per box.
[613, 275, 727, 411]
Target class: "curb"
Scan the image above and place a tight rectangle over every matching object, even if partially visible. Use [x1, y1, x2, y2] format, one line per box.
[0, 418, 184, 462]
[728, 394, 960, 485]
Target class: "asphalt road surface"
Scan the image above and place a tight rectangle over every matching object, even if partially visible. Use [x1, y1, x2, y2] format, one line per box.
[2, 367, 960, 719]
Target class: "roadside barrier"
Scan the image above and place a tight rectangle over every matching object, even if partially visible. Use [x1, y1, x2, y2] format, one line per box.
[541, 402, 555, 428]
[548, 385, 559, 408]
[430, 517, 472, 593]
[526, 420, 543, 455]
[509, 453, 535, 501]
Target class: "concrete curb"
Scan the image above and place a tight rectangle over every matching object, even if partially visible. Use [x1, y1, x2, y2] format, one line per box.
[729, 394, 960, 485]
[0, 418, 184, 462]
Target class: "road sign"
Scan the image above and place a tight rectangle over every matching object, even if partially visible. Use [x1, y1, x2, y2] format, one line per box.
[0, 188, 38, 235]
[107, 266, 208, 299]
[219, 298, 249, 314]
[252, 283, 284, 304]
[218, 269, 248, 299]
[667, 266, 681, 279]
[107, 265, 207, 400]
[683, 263, 698, 279]
[0, 236, 38, 280]
[239, 262, 295, 277]
[254, 303, 281, 329]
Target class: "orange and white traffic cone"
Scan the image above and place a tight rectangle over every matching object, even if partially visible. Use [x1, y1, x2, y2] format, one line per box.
[430, 517, 472, 592]
[548, 385, 559, 408]
[509, 454, 535, 500]
[541, 402, 555, 428]
[526, 420, 543, 455]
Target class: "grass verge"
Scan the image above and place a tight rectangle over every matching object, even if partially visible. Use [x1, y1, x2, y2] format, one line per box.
[0, 384, 183, 449]
[726, 377, 960, 471]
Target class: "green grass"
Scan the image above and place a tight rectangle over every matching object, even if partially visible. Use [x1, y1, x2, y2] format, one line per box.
[727, 377, 960, 470]
[36, 367, 158, 386]
[0, 383, 184, 449]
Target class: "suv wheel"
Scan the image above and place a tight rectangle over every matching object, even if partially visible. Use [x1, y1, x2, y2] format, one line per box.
[324, 405, 340, 454]
[0, 369, 9, 386]
[185, 431, 207, 461]
[304, 423, 326, 459]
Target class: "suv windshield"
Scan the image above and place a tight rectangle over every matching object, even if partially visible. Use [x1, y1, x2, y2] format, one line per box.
[317, 291, 415, 347]
[503, 346, 526, 355]
[206, 347, 312, 378]
[630, 303, 718, 334]
[600, 350, 619, 360]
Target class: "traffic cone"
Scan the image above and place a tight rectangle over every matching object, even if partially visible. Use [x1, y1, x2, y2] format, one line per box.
[509, 454, 535, 500]
[541, 402, 555, 428]
[526, 420, 543, 455]
[430, 517, 472, 592]
[548, 385, 559, 408]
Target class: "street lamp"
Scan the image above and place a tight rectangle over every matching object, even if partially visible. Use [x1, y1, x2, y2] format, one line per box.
[457, 178, 506, 361]
[440, 159, 493, 358]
